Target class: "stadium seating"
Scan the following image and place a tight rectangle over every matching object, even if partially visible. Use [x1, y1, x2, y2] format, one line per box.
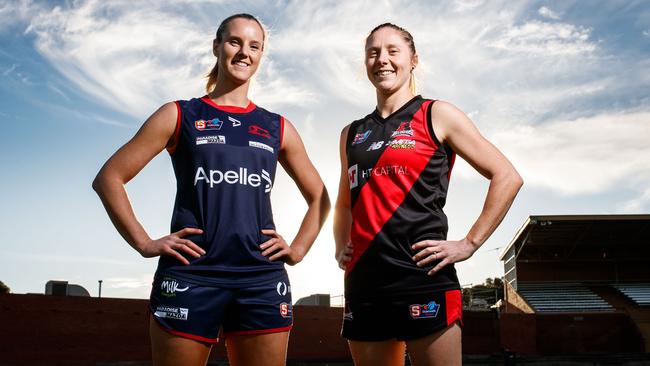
[612, 283, 650, 306]
[517, 282, 614, 313]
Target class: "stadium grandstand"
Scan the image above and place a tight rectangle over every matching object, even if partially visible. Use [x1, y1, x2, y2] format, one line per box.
[500, 214, 650, 350]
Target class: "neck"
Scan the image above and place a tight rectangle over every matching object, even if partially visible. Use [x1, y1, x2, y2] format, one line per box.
[208, 77, 252, 107]
[375, 84, 415, 118]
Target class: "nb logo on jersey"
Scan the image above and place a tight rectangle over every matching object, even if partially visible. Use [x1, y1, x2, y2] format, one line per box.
[348, 164, 359, 189]
[366, 141, 385, 151]
[194, 167, 272, 193]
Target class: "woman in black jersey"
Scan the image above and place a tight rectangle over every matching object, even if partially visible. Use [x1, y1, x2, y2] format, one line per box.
[94, 14, 330, 366]
[334, 23, 523, 365]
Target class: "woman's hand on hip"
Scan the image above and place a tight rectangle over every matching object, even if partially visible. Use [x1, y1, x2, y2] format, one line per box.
[411, 238, 476, 275]
[336, 242, 353, 270]
[139, 227, 205, 265]
[260, 229, 303, 265]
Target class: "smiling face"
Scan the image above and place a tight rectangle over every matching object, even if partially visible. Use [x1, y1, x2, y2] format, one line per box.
[365, 26, 418, 96]
[213, 17, 265, 86]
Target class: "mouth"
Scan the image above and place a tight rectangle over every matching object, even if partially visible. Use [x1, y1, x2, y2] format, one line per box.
[232, 60, 250, 69]
[374, 70, 395, 77]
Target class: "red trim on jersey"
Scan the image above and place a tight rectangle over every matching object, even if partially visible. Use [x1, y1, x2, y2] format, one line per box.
[445, 289, 463, 326]
[347, 103, 439, 275]
[166, 101, 182, 155]
[280, 116, 286, 148]
[151, 315, 220, 344]
[200, 95, 256, 113]
[224, 325, 292, 336]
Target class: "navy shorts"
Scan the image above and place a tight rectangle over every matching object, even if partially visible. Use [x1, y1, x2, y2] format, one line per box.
[341, 289, 462, 341]
[149, 272, 293, 343]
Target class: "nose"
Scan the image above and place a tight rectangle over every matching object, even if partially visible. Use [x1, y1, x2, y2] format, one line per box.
[376, 49, 389, 65]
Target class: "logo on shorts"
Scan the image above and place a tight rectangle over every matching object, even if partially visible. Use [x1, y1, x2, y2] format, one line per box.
[343, 302, 353, 321]
[154, 305, 189, 320]
[195, 118, 224, 131]
[280, 302, 293, 318]
[160, 277, 189, 298]
[410, 301, 440, 319]
[276, 281, 290, 296]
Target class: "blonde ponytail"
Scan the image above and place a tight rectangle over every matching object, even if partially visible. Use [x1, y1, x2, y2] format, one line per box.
[205, 62, 219, 94]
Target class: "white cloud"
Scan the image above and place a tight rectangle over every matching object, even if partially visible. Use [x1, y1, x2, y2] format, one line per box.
[488, 20, 595, 55]
[618, 188, 650, 213]
[538, 6, 561, 20]
[489, 110, 650, 195]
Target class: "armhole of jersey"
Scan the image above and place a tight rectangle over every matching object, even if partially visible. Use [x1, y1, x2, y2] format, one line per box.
[344, 121, 357, 156]
[426, 100, 457, 181]
[424, 100, 443, 150]
[166, 101, 182, 155]
[279, 115, 285, 149]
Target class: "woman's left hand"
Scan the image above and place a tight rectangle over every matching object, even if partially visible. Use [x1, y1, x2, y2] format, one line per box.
[411, 238, 477, 275]
[260, 229, 303, 265]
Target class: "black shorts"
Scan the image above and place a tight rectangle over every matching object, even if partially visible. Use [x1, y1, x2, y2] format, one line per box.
[149, 272, 293, 343]
[341, 289, 462, 341]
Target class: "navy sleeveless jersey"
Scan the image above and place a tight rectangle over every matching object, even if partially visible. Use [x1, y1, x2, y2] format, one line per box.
[156, 96, 285, 286]
[345, 95, 460, 301]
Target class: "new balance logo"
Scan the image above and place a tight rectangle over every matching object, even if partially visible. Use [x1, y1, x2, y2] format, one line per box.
[366, 141, 385, 151]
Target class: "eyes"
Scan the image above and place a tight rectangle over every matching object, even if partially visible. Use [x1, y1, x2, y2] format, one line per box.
[226, 39, 262, 52]
[366, 48, 401, 58]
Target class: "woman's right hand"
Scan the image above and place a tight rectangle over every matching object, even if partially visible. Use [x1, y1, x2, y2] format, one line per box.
[336, 242, 353, 270]
[138, 228, 205, 265]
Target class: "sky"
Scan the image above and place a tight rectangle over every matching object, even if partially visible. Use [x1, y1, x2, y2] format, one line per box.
[1, 0, 649, 304]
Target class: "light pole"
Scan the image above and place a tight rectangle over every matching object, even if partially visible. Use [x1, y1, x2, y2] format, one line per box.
[98, 280, 103, 298]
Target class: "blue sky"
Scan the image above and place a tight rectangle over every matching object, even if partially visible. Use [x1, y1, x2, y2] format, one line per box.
[1, 0, 649, 302]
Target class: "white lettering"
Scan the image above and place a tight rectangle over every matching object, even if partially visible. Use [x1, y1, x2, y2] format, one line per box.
[194, 167, 272, 193]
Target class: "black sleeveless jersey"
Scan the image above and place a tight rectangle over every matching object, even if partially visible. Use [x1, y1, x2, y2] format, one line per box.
[345, 95, 460, 301]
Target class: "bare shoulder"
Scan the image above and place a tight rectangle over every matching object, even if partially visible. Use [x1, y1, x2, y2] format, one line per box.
[429, 100, 475, 144]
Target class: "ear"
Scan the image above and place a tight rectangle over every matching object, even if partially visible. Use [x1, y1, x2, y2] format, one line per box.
[411, 53, 419, 70]
[212, 39, 219, 57]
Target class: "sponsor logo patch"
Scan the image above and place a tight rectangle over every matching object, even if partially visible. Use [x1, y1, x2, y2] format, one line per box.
[248, 125, 271, 139]
[194, 167, 272, 193]
[352, 130, 371, 145]
[276, 281, 289, 296]
[160, 277, 189, 298]
[360, 165, 408, 179]
[366, 141, 385, 151]
[280, 302, 293, 318]
[196, 135, 226, 145]
[228, 115, 241, 127]
[391, 121, 413, 138]
[348, 164, 359, 189]
[249, 140, 274, 154]
[410, 301, 440, 319]
[195, 118, 224, 131]
[154, 305, 189, 320]
[387, 139, 415, 149]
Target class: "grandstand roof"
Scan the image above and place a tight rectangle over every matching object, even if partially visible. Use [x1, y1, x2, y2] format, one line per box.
[499, 214, 650, 262]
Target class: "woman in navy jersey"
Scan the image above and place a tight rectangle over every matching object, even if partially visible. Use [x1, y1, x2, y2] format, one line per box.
[93, 14, 330, 366]
[333, 23, 523, 365]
